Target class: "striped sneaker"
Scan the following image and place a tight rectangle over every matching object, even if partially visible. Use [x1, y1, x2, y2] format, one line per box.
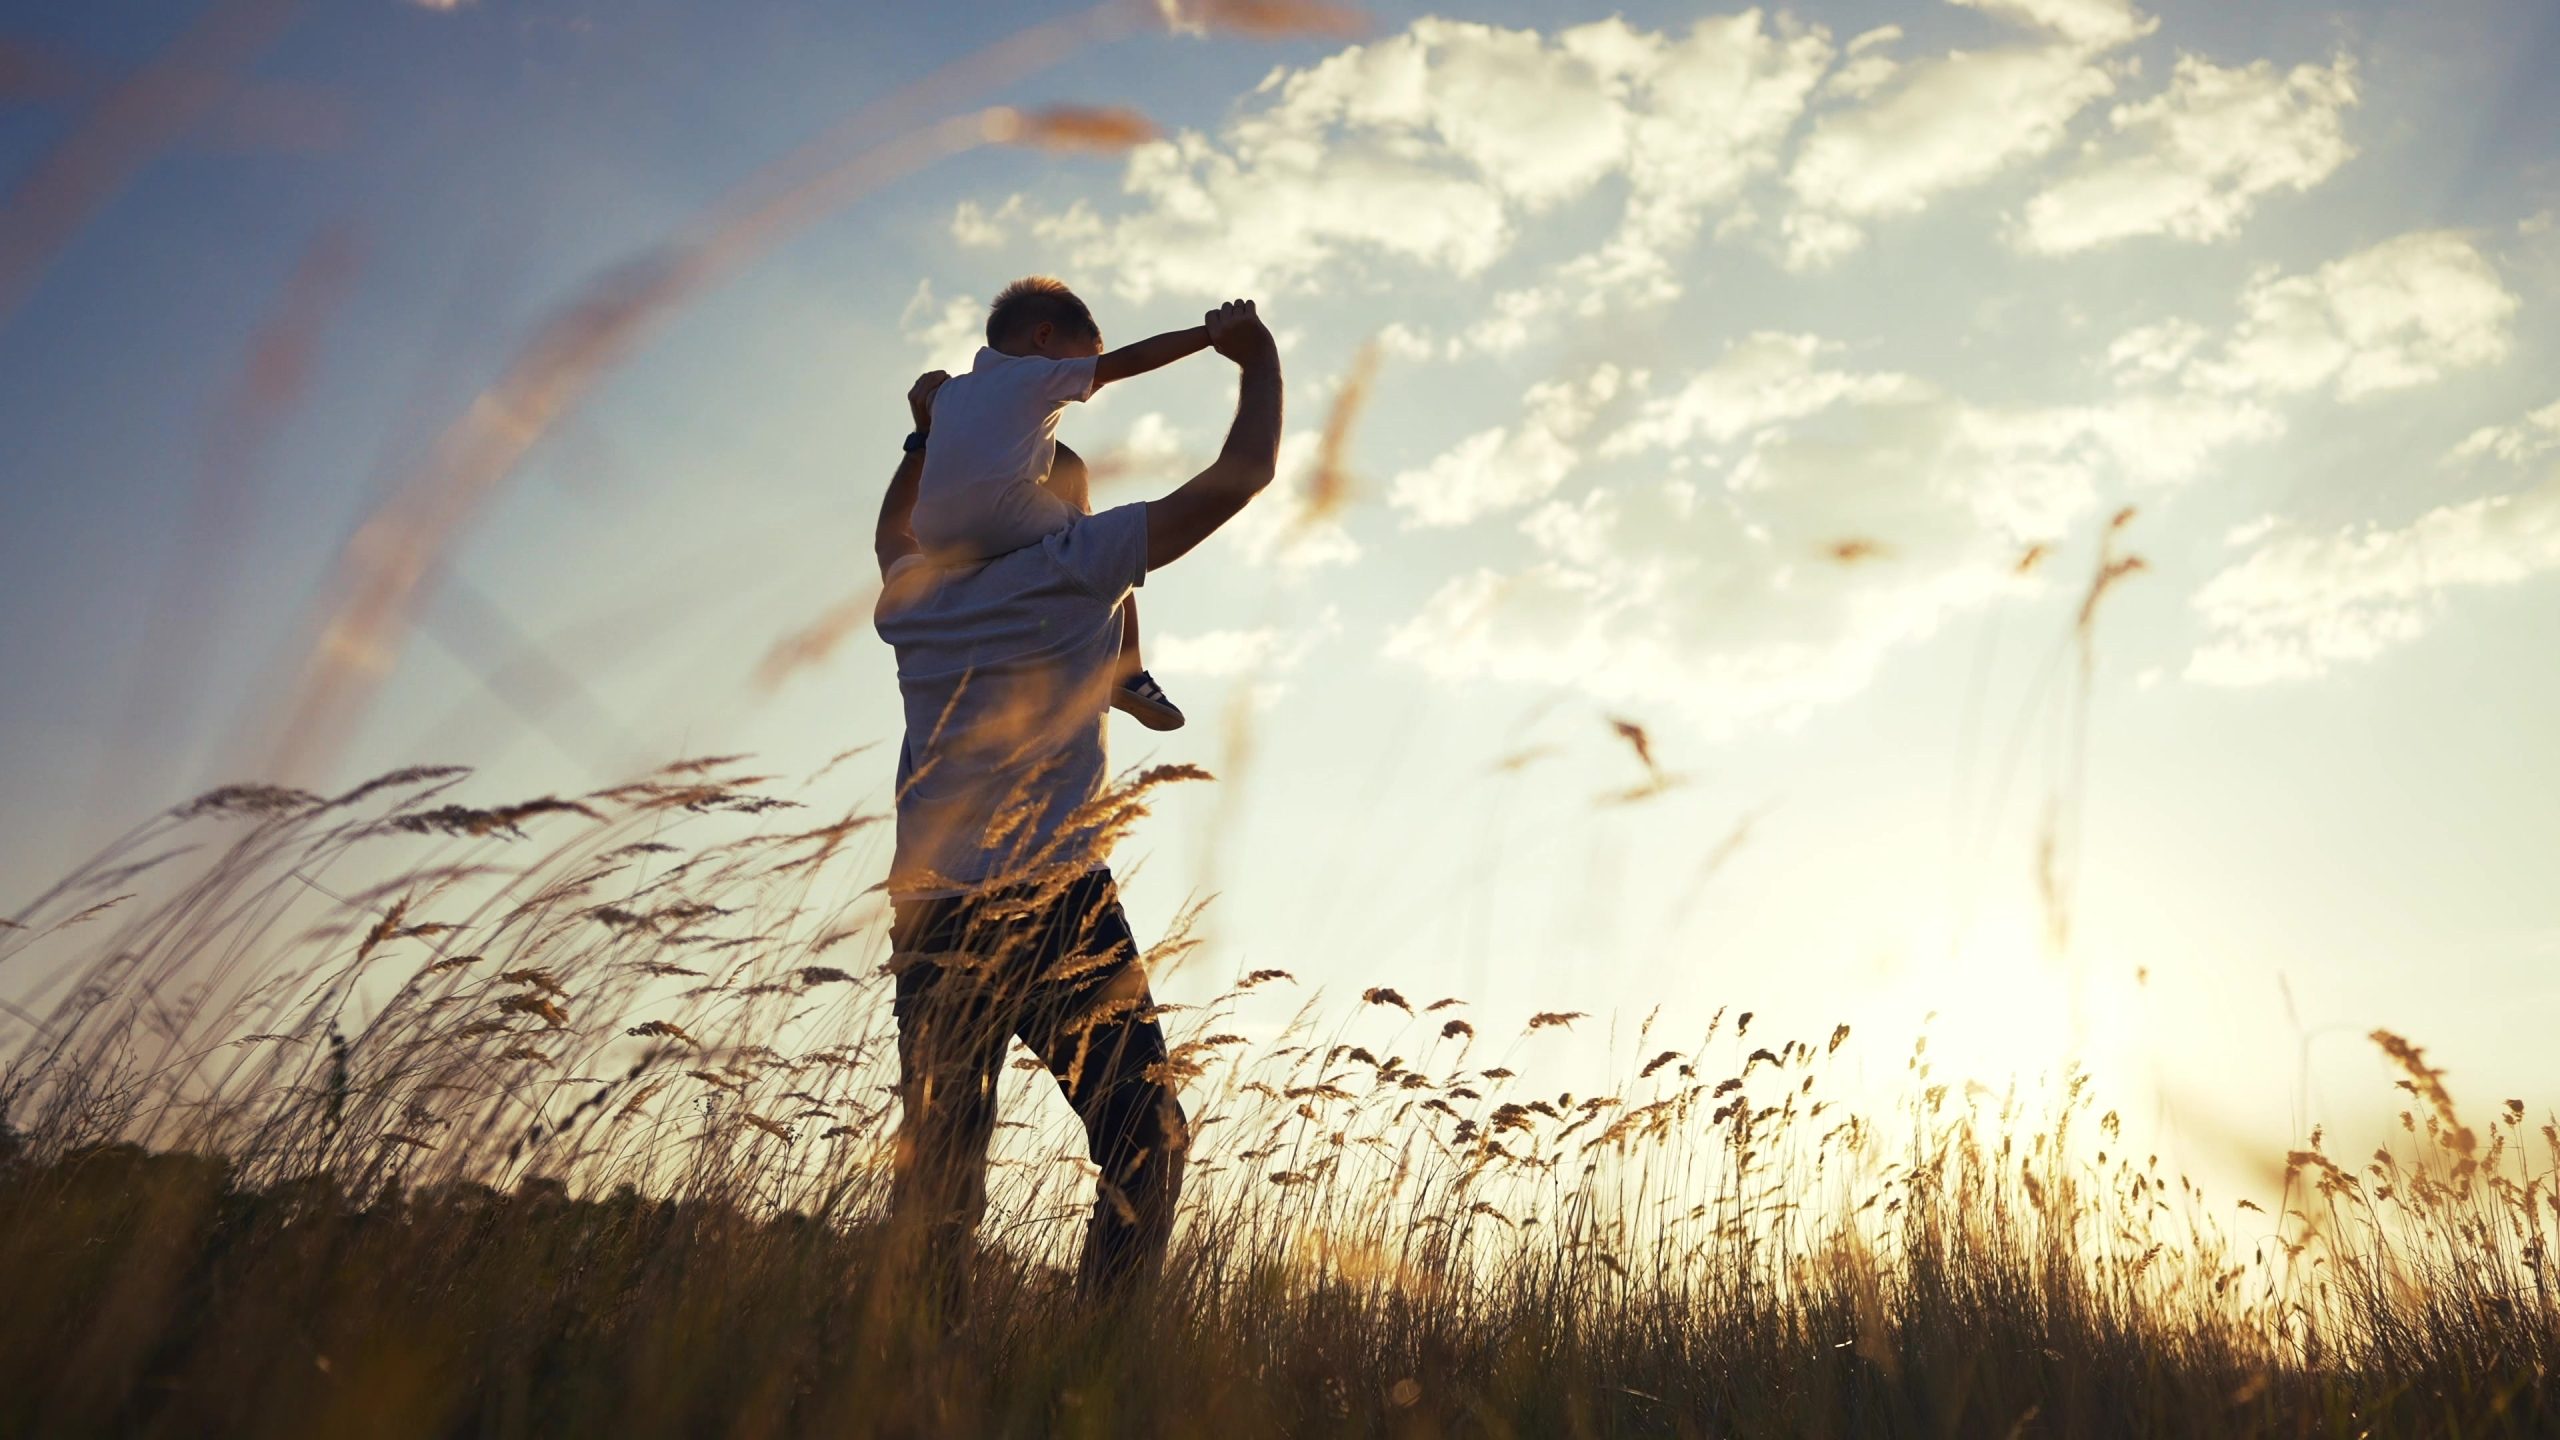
[1111, 670, 1186, 731]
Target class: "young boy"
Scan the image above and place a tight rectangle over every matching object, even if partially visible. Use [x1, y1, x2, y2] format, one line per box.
[894, 276, 1207, 731]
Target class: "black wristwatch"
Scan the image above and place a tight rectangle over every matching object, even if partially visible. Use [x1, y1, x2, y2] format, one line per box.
[902, 429, 929, 454]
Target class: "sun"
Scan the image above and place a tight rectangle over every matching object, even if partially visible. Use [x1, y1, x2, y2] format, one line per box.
[1860, 904, 2152, 1099]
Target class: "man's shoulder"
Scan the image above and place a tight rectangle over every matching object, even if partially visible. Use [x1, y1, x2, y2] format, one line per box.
[876, 507, 1144, 646]
[1041, 502, 1149, 596]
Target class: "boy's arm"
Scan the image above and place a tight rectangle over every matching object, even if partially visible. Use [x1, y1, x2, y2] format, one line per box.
[875, 370, 945, 579]
[1093, 325, 1210, 389]
[1145, 301, 1281, 571]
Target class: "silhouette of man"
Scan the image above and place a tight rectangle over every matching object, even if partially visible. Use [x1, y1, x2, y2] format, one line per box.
[869, 298, 1281, 1307]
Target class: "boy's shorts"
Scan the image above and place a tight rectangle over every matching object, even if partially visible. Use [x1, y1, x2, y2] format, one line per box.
[910, 476, 1082, 564]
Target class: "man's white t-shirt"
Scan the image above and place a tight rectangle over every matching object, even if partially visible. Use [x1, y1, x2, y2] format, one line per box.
[910, 346, 1099, 563]
[873, 500, 1148, 897]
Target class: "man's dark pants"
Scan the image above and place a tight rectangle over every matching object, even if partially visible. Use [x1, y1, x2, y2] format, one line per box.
[887, 867, 1187, 1308]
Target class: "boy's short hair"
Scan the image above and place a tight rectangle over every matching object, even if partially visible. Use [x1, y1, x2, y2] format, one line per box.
[986, 276, 1099, 348]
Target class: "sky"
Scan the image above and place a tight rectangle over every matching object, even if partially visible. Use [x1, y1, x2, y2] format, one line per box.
[2, 0, 2557, 1190]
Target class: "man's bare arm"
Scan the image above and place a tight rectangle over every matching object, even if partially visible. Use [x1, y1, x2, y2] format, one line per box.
[876, 370, 946, 579]
[1093, 325, 1210, 389]
[1145, 301, 1281, 571]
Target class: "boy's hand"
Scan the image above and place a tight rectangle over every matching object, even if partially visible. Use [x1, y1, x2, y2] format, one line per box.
[907, 370, 949, 432]
[1203, 299, 1270, 362]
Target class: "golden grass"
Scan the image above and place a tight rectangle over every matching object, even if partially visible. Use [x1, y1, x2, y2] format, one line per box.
[0, 758, 2554, 1437]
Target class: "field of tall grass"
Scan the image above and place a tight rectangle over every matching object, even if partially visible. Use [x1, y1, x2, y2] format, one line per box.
[2, 757, 2552, 1438]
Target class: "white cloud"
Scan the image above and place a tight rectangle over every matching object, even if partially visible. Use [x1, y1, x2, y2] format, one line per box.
[951, 196, 1021, 249]
[1384, 337, 2281, 731]
[1557, 14, 1834, 305]
[2188, 475, 2560, 685]
[1821, 52, 1899, 102]
[900, 280, 983, 370]
[2224, 514, 2280, 547]
[1150, 626, 1290, 677]
[1793, 45, 2117, 217]
[1823, 26, 1903, 100]
[1519, 490, 1623, 567]
[2201, 232, 2518, 400]
[1374, 322, 1440, 362]
[1384, 488, 2024, 736]
[2040, 390, 2283, 491]
[2107, 317, 2211, 379]
[2451, 398, 2560, 466]
[1105, 125, 1515, 299]
[2017, 54, 2358, 255]
[1600, 332, 1915, 452]
[1949, 0, 2157, 48]
[1260, 18, 1641, 211]
[1118, 411, 1185, 464]
[1605, 330, 2276, 494]
[2134, 233, 2546, 684]
[1782, 0, 2152, 268]
[964, 13, 1829, 320]
[1371, 239, 2380, 730]
[1847, 24, 1903, 55]
[2252, 399, 2560, 685]
[1074, 411, 1196, 495]
[1444, 284, 1566, 358]
[2111, 232, 2518, 403]
[1380, 227, 2461, 727]
[1389, 367, 1631, 526]
[1151, 609, 1341, 679]
[1028, 16, 1630, 300]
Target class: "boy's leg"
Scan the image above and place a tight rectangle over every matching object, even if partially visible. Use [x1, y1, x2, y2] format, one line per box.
[1014, 871, 1187, 1299]
[1044, 441, 1138, 677]
[1044, 440, 1094, 515]
[1051, 441, 1178, 723]
[1118, 599, 1144, 684]
[1106, 595, 1184, 729]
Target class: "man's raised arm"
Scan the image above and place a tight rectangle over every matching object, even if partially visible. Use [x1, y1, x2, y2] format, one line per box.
[1145, 300, 1282, 571]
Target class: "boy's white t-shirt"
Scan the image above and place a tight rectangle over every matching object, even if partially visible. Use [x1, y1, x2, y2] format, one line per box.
[913, 346, 1099, 559]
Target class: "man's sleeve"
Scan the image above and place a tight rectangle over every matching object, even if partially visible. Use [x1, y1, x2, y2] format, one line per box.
[1038, 354, 1100, 405]
[1050, 501, 1150, 600]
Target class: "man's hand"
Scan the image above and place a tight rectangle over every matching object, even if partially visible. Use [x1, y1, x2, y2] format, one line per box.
[908, 370, 949, 433]
[1203, 299, 1271, 362]
[1146, 301, 1282, 570]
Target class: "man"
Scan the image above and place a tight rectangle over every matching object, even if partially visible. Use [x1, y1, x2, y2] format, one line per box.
[869, 298, 1281, 1307]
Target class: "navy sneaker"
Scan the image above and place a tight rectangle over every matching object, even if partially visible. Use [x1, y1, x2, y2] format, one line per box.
[1111, 670, 1186, 731]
